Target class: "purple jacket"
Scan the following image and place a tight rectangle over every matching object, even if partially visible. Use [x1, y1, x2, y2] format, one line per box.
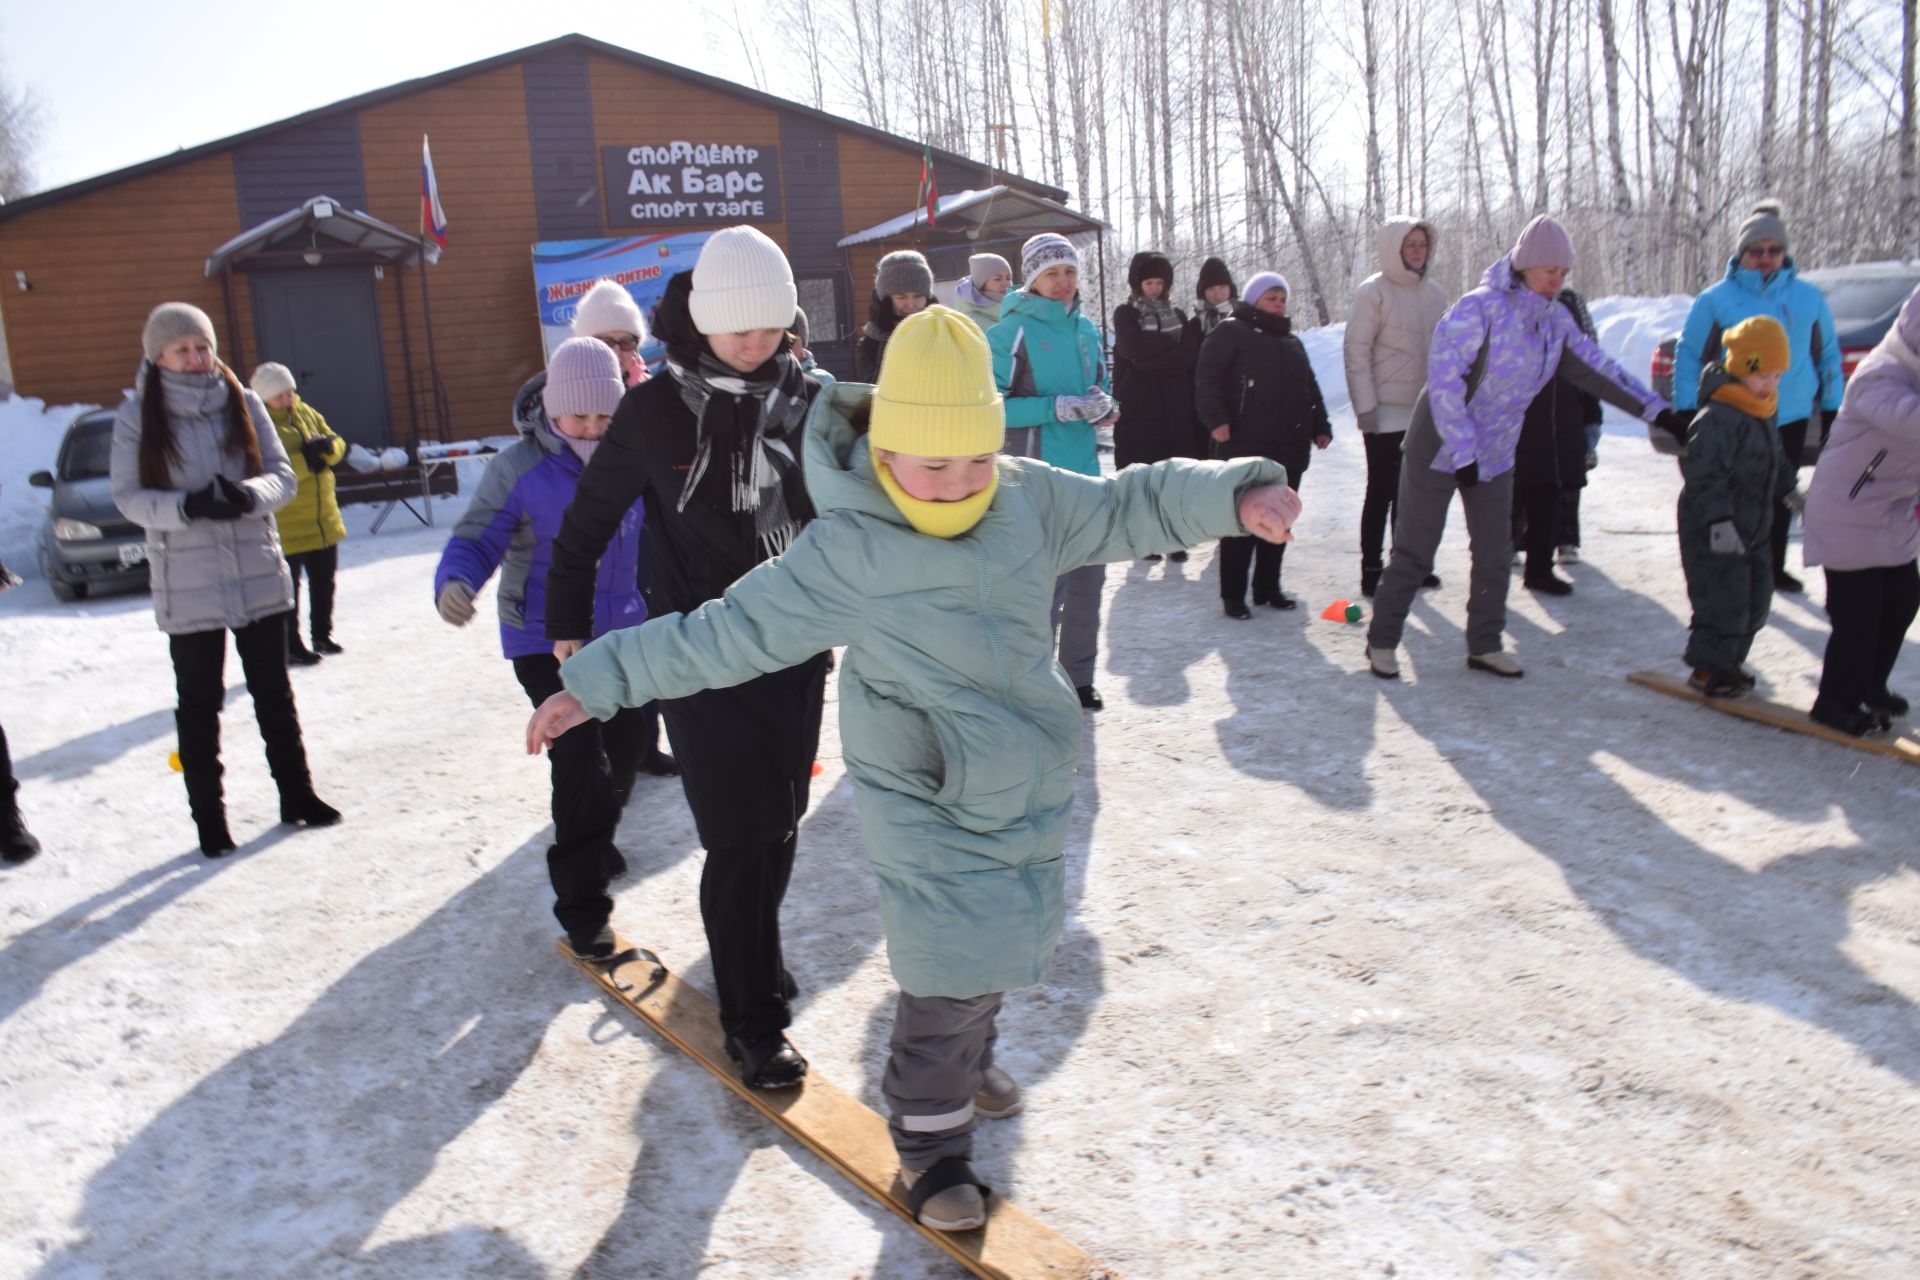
[434, 374, 646, 659]
[1802, 285, 1920, 571]
[1423, 254, 1666, 478]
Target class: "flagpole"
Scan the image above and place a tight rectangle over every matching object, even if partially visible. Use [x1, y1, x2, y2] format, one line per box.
[418, 135, 448, 445]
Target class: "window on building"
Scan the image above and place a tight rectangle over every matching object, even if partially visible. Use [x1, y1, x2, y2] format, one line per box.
[796, 277, 842, 344]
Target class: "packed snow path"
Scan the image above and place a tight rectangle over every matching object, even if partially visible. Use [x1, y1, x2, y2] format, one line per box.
[2, 300, 1916, 1278]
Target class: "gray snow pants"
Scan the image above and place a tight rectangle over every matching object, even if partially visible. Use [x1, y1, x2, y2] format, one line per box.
[1052, 563, 1105, 688]
[883, 990, 1003, 1171]
[1367, 413, 1516, 657]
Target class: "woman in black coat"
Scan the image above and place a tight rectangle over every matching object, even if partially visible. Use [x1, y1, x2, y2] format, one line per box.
[1510, 288, 1602, 596]
[1112, 251, 1202, 561]
[547, 229, 828, 1092]
[1194, 271, 1332, 616]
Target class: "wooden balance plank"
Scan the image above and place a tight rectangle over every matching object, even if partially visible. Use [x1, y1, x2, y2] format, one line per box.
[559, 939, 1119, 1280]
[1626, 671, 1920, 766]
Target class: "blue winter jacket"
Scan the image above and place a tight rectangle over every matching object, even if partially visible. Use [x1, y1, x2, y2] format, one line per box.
[1672, 255, 1845, 423]
[987, 287, 1110, 476]
[434, 374, 646, 659]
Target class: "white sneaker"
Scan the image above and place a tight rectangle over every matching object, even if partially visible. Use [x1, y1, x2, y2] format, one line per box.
[1467, 651, 1524, 678]
[1367, 645, 1400, 679]
[1557, 544, 1581, 564]
[975, 1066, 1022, 1119]
[902, 1166, 987, 1231]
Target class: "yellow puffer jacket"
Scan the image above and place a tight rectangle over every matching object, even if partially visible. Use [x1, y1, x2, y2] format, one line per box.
[269, 398, 348, 554]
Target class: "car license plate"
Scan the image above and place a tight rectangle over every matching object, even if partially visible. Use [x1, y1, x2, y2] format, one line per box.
[118, 543, 147, 567]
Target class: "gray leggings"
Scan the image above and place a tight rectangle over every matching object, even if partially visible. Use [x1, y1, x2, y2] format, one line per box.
[882, 990, 1003, 1171]
[1052, 563, 1105, 687]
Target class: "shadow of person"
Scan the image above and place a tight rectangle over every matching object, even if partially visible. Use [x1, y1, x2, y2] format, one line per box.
[12, 686, 245, 783]
[1104, 564, 1202, 709]
[37, 836, 572, 1277]
[355, 1223, 547, 1278]
[0, 826, 297, 1025]
[1376, 602, 1920, 1084]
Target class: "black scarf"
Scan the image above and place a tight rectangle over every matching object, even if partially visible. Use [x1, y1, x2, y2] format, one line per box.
[1130, 295, 1186, 333]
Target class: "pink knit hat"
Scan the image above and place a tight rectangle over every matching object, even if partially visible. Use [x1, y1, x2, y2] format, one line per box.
[543, 337, 624, 420]
[1510, 215, 1575, 271]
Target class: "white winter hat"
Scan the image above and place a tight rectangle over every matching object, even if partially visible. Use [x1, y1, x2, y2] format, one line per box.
[1243, 271, 1291, 306]
[250, 362, 296, 401]
[688, 226, 797, 335]
[142, 302, 217, 363]
[572, 279, 647, 341]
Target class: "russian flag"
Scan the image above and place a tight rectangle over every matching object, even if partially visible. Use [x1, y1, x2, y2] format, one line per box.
[421, 135, 448, 250]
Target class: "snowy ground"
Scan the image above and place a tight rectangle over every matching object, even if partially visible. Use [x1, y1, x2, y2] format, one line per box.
[3, 299, 1918, 1279]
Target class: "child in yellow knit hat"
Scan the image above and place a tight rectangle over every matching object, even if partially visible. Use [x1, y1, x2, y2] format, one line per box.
[1677, 315, 1796, 696]
[528, 305, 1301, 1232]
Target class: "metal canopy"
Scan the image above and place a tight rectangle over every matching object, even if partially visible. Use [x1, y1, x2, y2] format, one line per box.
[204, 196, 441, 276]
[837, 186, 1110, 249]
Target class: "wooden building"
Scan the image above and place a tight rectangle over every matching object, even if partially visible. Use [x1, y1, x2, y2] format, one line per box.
[0, 34, 1095, 447]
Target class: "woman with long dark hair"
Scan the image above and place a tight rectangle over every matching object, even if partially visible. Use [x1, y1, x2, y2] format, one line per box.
[547, 228, 829, 1091]
[110, 303, 340, 856]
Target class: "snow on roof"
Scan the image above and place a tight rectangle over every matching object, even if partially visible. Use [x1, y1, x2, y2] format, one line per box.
[837, 186, 1111, 248]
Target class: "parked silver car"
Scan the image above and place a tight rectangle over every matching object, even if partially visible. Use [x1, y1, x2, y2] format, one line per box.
[28, 407, 151, 602]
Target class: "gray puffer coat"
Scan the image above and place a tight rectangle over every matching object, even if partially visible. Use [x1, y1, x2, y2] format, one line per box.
[111, 367, 297, 635]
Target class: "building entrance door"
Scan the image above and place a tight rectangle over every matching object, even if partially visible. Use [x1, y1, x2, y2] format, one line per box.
[250, 268, 392, 448]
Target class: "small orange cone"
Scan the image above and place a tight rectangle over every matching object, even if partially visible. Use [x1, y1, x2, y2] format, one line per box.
[810, 760, 824, 778]
[1320, 598, 1353, 621]
[167, 750, 184, 772]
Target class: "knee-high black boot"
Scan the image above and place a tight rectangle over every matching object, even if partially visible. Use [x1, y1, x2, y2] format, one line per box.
[176, 708, 234, 856]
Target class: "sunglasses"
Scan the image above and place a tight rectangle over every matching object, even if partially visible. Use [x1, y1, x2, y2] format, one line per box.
[1742, 243, 1786, 260]
[596, 334, 641, 353]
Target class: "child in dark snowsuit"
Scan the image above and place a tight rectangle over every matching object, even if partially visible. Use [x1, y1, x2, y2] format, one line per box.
[1678, 316, 1795, 695]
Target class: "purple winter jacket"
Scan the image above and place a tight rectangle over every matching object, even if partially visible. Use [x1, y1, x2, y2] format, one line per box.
[434, 374, 646, 659]
[1802, 285, 1920, 571]
[1423, 254, 1667, 478]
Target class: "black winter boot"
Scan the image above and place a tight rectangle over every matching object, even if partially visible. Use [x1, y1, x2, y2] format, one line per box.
[254, 689, 340, 828]
[2, 804, 40, 864]
[176, 711, 234, 857]
[725, 1031, 808, 1089]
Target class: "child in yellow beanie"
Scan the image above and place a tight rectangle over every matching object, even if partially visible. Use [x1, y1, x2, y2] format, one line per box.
[526, 306, 1301, 1233]
[1677, 314, 1797, 696]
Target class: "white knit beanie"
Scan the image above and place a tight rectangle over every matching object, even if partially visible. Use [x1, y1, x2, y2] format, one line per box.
[1020, 233, 1079, 282]
[1243, 271, 1290, 306]
[250, 362, 297, 401]
[572, 279, 648, 341]
[543, 337, 625, 420]
[142, 302, 218, 363]
[688, 226, 797, 335]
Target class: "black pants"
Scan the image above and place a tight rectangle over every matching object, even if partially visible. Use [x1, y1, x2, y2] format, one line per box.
[286, 545, 338, 649]
[0, 720, 16, 816]
[512, 653, 647, 947]
[1817, 563, 1920, 712]
[1511, 482, 1563, 580]
[1220, 536, 1285, 604]
[1360, 431, 1404, 569]
[1771, 418, 1809, 576]
[1557, 487, 1583, 548]
[170, 612, 312, 837]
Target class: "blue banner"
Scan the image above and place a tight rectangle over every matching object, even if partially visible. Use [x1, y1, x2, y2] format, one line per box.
[531, 232, 714, 366]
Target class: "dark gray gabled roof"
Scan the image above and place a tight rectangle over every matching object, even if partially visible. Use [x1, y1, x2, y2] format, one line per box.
[0, 34, 1066, 223]
[203, 196, 439, 274]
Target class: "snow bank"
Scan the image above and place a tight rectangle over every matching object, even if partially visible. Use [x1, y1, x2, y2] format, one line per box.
[0, 395, 103, 576]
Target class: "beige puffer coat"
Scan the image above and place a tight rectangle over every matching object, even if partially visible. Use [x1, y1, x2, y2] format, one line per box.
[1343, 216, 1450, 431]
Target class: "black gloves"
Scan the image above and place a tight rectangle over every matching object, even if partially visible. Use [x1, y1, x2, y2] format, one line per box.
[1455, 461, 1480, 489]
[300, 436, 335, 471]
[182, 475, 256, 522]
[1649, 409, 1691, 457]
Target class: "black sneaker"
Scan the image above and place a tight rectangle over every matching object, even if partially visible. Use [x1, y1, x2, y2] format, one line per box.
[313, 638, 345, 656]
[1809, 699, 1880, 737]
[1223, 599, 1252, 620]
[1688, 668, 1745, 698]
[1168, 550, 1189, 562]
[1774, 570, 1805, 594]
[2, 807, 41, 864]
[1141, 553, 1163, 562]
[288, 645, 323, 667]
[1076, 684, 1104, 711]
[566, 926, 620, 963]
[1420, 573, 1442, 590]
[639, 751, 680, 777]
[1524, 573, 1574, 596]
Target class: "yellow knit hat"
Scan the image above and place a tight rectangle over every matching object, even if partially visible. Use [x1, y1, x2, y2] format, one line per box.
[1722, 315, 1791, 377]
[869, 306, 1005, 457]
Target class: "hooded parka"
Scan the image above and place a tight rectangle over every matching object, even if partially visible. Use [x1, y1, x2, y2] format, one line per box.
[1111, 252, 1202, 469]
[558, 382, 1285, 998]
[1343, 217, 1449, 431]
[1194, 302, 1331, 480]
[111, 368, 298, 635]
[1672, 254, 1845, 425]
[268, 397, 347, 556]
[1802, 288, 1920, 571]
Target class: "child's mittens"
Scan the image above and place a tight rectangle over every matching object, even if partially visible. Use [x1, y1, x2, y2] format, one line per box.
[1650, 409, 1690, 456]
[1708, 520, 1744, 554]
[1054, 388, 1117, 422]
[1239, 483, 1303, 543]
[437, 580, 478, 626]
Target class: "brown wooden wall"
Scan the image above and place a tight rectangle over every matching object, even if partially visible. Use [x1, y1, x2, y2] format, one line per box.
[0, 154, 253, 405]
[837, 134, 932, 305]
[358, 65, 540, 441]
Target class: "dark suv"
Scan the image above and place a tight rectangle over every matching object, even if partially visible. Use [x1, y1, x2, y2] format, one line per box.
[1649, 260, 1920, 463]
[28, 407, 151, 602]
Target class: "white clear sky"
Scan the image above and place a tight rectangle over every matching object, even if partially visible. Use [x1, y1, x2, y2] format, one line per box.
[7, 4, 773, 195]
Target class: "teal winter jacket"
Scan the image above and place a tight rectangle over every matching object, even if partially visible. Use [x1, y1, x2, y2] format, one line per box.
[986, 288, 1110, 476]
[1673, 256, 1845, 424]
[559, 382, 1285, 998]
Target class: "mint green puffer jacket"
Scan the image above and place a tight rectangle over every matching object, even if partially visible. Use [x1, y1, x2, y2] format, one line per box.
[560, 382, 1285, 997]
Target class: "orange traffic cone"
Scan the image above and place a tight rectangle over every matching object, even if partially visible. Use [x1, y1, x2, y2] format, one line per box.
[1321, 599, 1364, 623]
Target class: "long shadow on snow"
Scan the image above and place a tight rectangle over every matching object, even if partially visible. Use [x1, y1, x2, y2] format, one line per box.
[1106, 556, 1376, 811]
[37, 835, 568, 1279]
[1379, 590, 1920, 1085]
[0, 827, 299, 1026]
[579, 774, 954, 1278]
[12, 685, 244, 783]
